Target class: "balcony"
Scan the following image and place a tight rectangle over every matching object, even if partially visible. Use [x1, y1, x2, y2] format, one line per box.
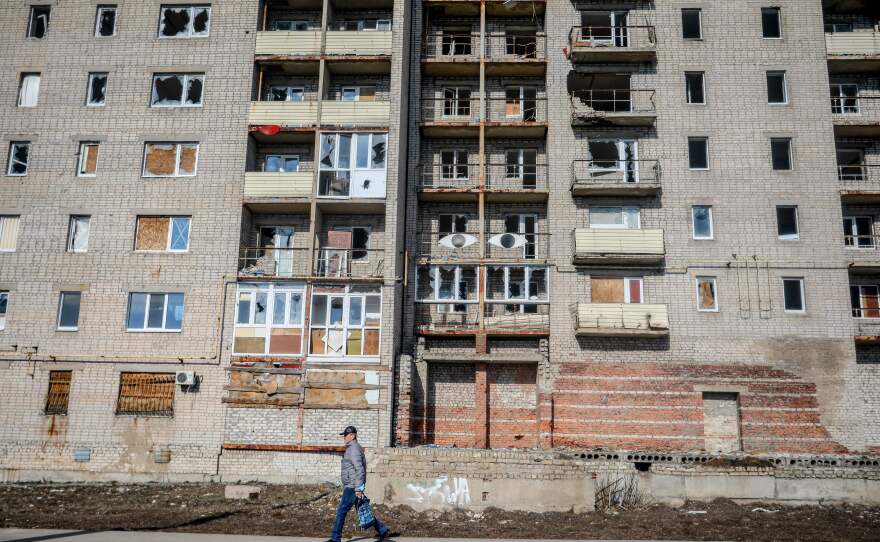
[321, 100, 390, 127]
[571, 159, 661, 197]
[416, 230, 550, 264]
[421, 96, 548, 138]
[838, 164, 880, 203]
[570, 90, 657, 127]
[831, 95, 880, 136]
[826, 31, 880, 73]
[422, 33, 547, 76]
[325, 30, 393, 57]
[415, 302, 550, 336]
[568, 26, 656, 63]
[572, 228, 665, 265]
[255, 30, 322, 58]
[249, 101, 319, 127]
[417, 162, 548, 202]
[243, 171, 313, 201]
[238, 247, 312, 279]
[845, 234, 880, 272]
[575, 303, 669, 337]
[422, 0, 546, 17]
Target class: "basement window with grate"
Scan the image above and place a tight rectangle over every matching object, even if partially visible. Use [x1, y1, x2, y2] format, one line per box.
[116, 373, 175, 416]
[45, 371, 72, 415]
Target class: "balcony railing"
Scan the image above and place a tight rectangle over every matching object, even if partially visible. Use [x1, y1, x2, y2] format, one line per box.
[414, 302, 549, 333]
[571, 159, 661, 195]
[421, 96, 548, 124]
[422, 96, 481, 124]
[321, 100, 391, 126]
[313, 247, 385, 280]
[422, 32, 547, 62]
[568, 26, 657, 60]
[255, 30, 322, 56]
[238, 246, 384, 280]
[575, 303, 669, 337]
[239, 247, 312, 278]
[483, 303, 550, 331]
[418, 162, 548, 191]
[244, 171, 313, 199]
[572, 228, 665, 265]
[570, 90, 656, 124]
[838, 164, 880, 183]
[417, 231, 550, 262]
[832, 95, 880, 118]
[846, 234, 880, 250]
[325, 30, 392, 56]
[249, 101, 319, 126]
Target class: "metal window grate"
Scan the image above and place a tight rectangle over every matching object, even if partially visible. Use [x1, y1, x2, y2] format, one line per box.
[45, 371, 72, 415]
[116, 373, 175, 416]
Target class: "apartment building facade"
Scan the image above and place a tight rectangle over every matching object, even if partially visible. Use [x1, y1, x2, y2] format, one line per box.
[0, 0, 879, 483]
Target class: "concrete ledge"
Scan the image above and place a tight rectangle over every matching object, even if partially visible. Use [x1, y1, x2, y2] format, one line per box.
[0, 468, 216, 484]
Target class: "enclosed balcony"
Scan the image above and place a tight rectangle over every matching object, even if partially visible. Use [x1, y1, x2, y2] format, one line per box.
[243, 143, 314, 210]
[851, 277, 880, 342]
[422, 32, 547, 76]
[571, 158, 661, 197]
[244, 171, 313, 200]
[843, 213, 880, 271]
[574, 303, 669, 337]
[572, 228, 665, 265]
[568, 25, 656, 63]
[826, 28, 880, 73]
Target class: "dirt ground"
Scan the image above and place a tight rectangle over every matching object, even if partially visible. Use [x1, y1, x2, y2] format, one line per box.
[1, 483, 880, 541]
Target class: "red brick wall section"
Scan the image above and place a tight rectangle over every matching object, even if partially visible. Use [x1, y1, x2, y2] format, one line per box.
[488, 364, 538, 448]
[419, 363, 476, 447]
[547, 363, 849, 455]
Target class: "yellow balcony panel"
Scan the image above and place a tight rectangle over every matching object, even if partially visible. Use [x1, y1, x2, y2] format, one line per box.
[255, 31, 322, 57]
[321, 101, 390, 127]
[576, 303, 669, 337]
[325, 31, 392, 57]
[827, 32, 880, 73]
[249, 101, 319, 127]
[244, 172, 313, 199]
[573, 228, 665, 265]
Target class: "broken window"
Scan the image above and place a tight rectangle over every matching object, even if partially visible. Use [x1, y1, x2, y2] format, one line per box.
[442, 87, 471, 117]
[77, 142, 99, 177]
[771, 138, 792, 170]
[776, 206, 799, 240]
[761, 7, 782, 39]
[696, 276, 718, 311]
[590, 206, 640, 229]
[0, 216, 20, 252]
[57, 292, 82, 331]
[417, 265, 478, 312]
[309, 286, 381, 357]
[135, 216, 191, 252]
[0, 291, 7, 330]
[87, 73, 108, 106]
[151, 73, 204, 107]
[591, 276, 642, 304]
[681, 8, 702, 40]
[264, 154, 299, 173]
[27, 6, 50, 39]
[851, 285, 880, 318]
[441, 150, 469, 180]
[45, 371, 71, 415]
[588, 140, 639, 182]
[837, 148, 865, 180]
[274, 20, 309, 31]
[692, 205, 714, 240]
[506, 31, 538, 58]
[18, 73, 40, 107]
[844, 216, 874, 249]
[319, 132, 386, 197]
[438, 214, 468, 240]
[126, 293, 184, 331]
[685, 72, 705, 105]
[782, 278, 805, 313]
[329, 226, 370, 261]
[269, 86, 304, 102]
[831, 84, 860, 114]
[504, 214, 538, 259]
[505, 149, 538, 188]
[95, 5, 117, 37]
[505, 87, 537, 121]
[767, 71, 788, 104]
[67, 215, 90, 253]
[159, 5, 210, 38]
[441, 29, 472, 55]
[579, 11, 628, 45]
[7, 142, 30, 176]
[116, 373, 175, 416]
[143, 142, 198, 177]
[234, 283, 305, 355]
[488, 265, 548, 313]
[688, 137, 709, 170]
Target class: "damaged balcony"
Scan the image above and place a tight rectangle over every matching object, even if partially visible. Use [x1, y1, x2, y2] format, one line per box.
[837, 154, 880, 203]
[313, 230, 385, 281]
[239, 247, 313, 280]
[850, 276, 880, 343]
[422, 32, 547, 76]
[568, 25, 656, 63]
[831, 86, 880, 136]
[418, 161, 548, 202]
[415, 302, 550, 336]
[574, 302, 669, 337]
[572, 228, 665, 266]
[570, 88, 657, 127]
[571, 158, 661, 197]
[421, 95, 548, 138]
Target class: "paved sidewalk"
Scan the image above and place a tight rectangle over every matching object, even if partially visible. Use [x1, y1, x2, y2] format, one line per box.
[0, 529, 698, 542]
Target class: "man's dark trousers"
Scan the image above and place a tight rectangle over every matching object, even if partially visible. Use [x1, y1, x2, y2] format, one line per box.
[331, 486, 388, 542]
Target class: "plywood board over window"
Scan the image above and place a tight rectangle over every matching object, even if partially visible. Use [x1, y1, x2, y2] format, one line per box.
[135, 217, 170, 250]
[116, 373, 175, 416]
[592, 277, 625, 303]
[144, 144, 177, 176]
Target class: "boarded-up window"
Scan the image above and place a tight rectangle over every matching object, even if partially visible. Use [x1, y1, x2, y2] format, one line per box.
[135, 216, 190, 251]
[78, 143, 99, 176]
[45, 371, 72, 415]
[696, 276, 717, 311]
[592, 277, 641, 303]
[116, 373, 175, 416]
[143, 143, 198, 177]
[0, 216, 20, 251]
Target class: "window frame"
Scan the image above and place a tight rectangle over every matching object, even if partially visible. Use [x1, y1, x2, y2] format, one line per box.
[7, 142, 31, 176]
[766, 71, 788, 105]
[234, 283, 306, 356]
[440, 150, 470, 180]
[330, 225, 371, 261]
[771, 138, 793, 171]
[134, 215, 192, 252]
[776, 205, 799, 240]
[67, 215, 91, 253]
[0, 216, 20, 253]
[685, 71, 706, 105]
[308, 286, 382, 359]
[268, 85, 304, 102]
[761, 7, 782, 39]
[263, 154, 300, 173]
[417, 265, 480, 306]
[844, 215, 875, 249]
[692, 205, 714, 240]
[126, 292, 185, 332]
[782, 277, 806, 314]
[681, 8, 703, 40]
[158, 4, 211, 39]
[87, 72, 108, 107]
[142, 142, 199, 177]
[56, 291, 82, 331]
[95, 5, 117, 38]
[688, 137, 709, 170]
[77, 142, 100, 177]
[851, 284, 880, 318]
[0, 291, 8, 330]
[27, 5, 50, 39]
[151, 73, 205, 108]
[589, 206, 641, 230]
[696, 276, 719, 312]
[18, 73, 40, 108]
[273, 20, 309, 31]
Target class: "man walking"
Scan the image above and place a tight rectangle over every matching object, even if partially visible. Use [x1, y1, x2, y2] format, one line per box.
[326, 425, 391, 542]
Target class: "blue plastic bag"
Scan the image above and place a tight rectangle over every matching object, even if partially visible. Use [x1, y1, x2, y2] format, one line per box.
[356, 495, 376, 530]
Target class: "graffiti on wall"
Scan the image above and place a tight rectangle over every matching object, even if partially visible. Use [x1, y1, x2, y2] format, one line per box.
[406, 475, 471, 506]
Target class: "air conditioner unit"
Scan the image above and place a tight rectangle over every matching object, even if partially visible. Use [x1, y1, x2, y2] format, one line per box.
[439, 232, 478, 249]
[176, 371, 196, 386]
[488, 232, 527, 249]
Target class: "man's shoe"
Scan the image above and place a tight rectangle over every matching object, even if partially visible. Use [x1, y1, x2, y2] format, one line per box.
[377, 530, 399, 540]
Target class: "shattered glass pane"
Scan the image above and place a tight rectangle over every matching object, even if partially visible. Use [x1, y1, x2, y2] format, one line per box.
[88, 74, 107, 106]
[28, 7, 50, 39]
[97, 7, 116, 37]
[270, 87, 288, 101]
[9, 144, 30, 175]
[192, 8, 210, 35]
[160, 8, 190, 37]
[152, 75, 184, 106]
[320, 134, 336, 169]
[185, 76, 203, 105]
[371, 134, 386, 169]
[254, 292, 267, 325]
